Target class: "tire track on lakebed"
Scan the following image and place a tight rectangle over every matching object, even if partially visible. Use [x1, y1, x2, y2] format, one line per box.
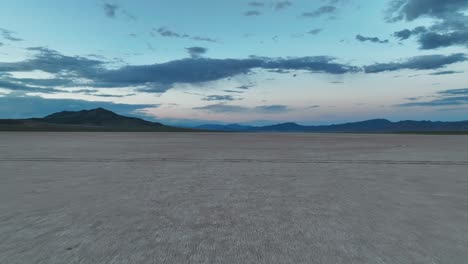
[2, 157, 468, 166]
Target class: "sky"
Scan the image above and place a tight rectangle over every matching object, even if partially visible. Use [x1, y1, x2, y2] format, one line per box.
[0, 0, 467, 126]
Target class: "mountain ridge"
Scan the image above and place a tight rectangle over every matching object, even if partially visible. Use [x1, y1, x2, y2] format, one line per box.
[1, 108, 468, 133]
[196, 118, 468, 133]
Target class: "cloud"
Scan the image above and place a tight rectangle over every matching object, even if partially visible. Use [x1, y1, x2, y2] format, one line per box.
[236, 84, 256, 90]
[356, 34, 389, 44]
[301, 6, 337, 18]
[193, 103, 291, 114]
[0, 79, 64, 94]
[386, 0, 468, 22]
[245, 10, 261, 16]
[393, 26, 427, 40]
[308, 29, 323, 35]
[255, 104, 290, 113]
[275, 1, 293, 10]
[153, 27, 217, 43]
[185, 47, 208, 58]
[397, 96, 468, 107]
[88, 56, 359, 92]
[202, 95, 237, 101]
[223, 90, 244, 94]
[397, 88, 468, 107]
[0, 28, 23, 41]
[0, 47, 104, 75]
[0, 94, 156, 119]
[248, 1, 265, 7]
[364, 53, 467, 73]
[438, 88, 468, 96]
[429, 70, 464, 75]
[156, 27, 184, 38]
[418, 31, 468, 49]
[193, 104, 248, 113]
[103, 3, 119, 18]
[6, 47, 462, 96]
[388, 0, 468, 49]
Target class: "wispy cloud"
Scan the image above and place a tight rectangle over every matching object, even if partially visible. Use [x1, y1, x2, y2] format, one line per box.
[245, 10, 262, 16]
[153, 27, 218, 43]
[0, 28, 23, 41]
[356, 34, 389, 44]
[364, 53, 466, 73]
[193, 103, 290, 113]
[301, 6, 337, 18]
[202, 95, 238, 101]
[397, 88, 468, 107]
[275, 1, 293, 10]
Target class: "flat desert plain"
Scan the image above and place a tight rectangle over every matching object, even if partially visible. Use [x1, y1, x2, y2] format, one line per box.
[1, 132, 467, 264]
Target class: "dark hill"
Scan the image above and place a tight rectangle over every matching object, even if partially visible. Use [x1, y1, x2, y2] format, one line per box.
[0, 108, 196, 132]
[42, 108, 163, 128]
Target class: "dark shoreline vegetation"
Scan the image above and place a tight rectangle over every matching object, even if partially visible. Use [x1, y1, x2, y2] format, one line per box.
[1, 108, 468, 134]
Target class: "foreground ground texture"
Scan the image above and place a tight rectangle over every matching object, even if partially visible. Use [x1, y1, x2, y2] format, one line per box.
[1, 133, 467, 264]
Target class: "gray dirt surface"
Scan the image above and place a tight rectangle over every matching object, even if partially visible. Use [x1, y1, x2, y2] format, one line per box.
[1, 132, 467, 263]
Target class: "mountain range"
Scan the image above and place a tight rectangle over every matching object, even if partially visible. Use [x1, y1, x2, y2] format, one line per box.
[1, 108, 467, 133]
[196, 119, 468, 133]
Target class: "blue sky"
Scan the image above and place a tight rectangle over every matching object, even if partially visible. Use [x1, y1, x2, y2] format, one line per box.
[0, 0, 467, 125]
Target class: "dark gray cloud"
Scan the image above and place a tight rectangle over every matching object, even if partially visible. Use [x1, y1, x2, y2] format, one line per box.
[397, 96, 468, 107]
[237, 84, 256, 89]
[0, 94, 156, 119]
[438, 88, 468, 96]
[386, 0, 468, 22]
[0, 47, 104, 75]
[429, 70, 464, 75]
[154, 27, 217, 43]
[88, 56, 359, 92]
[193, 104, 248, 113]
[0, 79, 63, 94]
[185, 47, 208, 58]
[364, 53, 467, 73]
[393, 26, 427, 40]
[245, 10, 261, 16]
[397, 88, 468, 107]
[223, 90, 244, 94]
[301, 6, 337, 18]
[275, 1, 293, 10]
[308, 29, 323, 35]
[156, 27, 185, 38]
[193, 103, 290, 113]
[87, 93, 136, 98]
[388, 0, 468, 49]
[418, 31, 468, 49]
[202, 95, 237, 101]
[356, 34, 389, 44]
[3, 47, 461, 96]
[0, 28, 23, 42]
[255, 105, 290, 113]
[103, 3, 119, 18]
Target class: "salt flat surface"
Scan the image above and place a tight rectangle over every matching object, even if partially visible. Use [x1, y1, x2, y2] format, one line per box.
[1, 133, 467, 263]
